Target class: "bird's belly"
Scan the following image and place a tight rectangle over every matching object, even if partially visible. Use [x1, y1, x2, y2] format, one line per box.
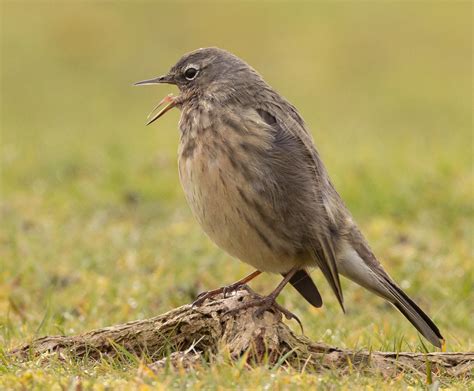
[178, 150, 302, 273]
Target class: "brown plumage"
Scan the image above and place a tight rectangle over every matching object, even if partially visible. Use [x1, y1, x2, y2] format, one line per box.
[135, 47, 444, 348]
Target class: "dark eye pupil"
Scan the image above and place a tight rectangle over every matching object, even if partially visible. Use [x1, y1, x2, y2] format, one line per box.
[185, 68, 198, 80]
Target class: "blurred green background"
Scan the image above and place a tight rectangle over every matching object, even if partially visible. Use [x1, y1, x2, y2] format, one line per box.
[1, 1, 472, 388]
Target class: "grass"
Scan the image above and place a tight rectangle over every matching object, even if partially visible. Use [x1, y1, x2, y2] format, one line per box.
[1, 1, 472, 389]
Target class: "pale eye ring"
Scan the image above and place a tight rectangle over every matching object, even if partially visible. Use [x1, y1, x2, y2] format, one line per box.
[184, 67, 199, 80]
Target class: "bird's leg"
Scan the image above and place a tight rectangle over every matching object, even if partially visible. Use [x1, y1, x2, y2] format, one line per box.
[224, 267, 303, 331]
[192, 270, 262, 306]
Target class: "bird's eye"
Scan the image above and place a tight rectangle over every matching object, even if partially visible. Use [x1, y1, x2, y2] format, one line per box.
[184, 67, 198, 80]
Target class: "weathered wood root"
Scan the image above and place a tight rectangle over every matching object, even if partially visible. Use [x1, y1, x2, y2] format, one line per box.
[10, 288, 473, 379]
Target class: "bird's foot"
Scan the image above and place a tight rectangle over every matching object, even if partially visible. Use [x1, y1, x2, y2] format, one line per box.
[192, 282, 250, 307]
[224, 294, 304, 333]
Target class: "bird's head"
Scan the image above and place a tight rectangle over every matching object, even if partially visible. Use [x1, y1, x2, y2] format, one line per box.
[135, 47, 262, 125]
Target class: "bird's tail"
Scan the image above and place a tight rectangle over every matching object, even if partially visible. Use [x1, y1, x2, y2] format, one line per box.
[381, 276, 444, 348]
[339, 236, 444, 348]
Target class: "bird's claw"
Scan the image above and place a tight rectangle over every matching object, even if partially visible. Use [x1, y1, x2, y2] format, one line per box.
[192, 283, 250, 307]
[223, 295, 304, 334]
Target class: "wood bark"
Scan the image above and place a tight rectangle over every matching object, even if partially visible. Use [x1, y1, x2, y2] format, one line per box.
[10, 288, 473, 380]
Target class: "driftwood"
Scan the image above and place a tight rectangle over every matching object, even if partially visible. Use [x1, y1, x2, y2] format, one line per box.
[10, 288, 473, 380]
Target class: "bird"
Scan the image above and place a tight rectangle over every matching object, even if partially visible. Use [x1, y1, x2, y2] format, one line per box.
[135, 47, 444, 348]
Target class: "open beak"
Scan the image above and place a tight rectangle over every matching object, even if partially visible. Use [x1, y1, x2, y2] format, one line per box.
[144, 94, 177, 125]
[134, 74, 177, 125]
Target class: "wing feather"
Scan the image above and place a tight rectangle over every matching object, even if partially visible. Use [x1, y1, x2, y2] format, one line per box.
[257, 107, 345, 310]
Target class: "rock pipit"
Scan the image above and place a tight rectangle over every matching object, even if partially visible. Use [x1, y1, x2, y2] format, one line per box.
[135, 47, 443, 348]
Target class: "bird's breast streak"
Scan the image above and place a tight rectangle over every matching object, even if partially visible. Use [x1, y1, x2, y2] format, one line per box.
[178, 133, 303, 273]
